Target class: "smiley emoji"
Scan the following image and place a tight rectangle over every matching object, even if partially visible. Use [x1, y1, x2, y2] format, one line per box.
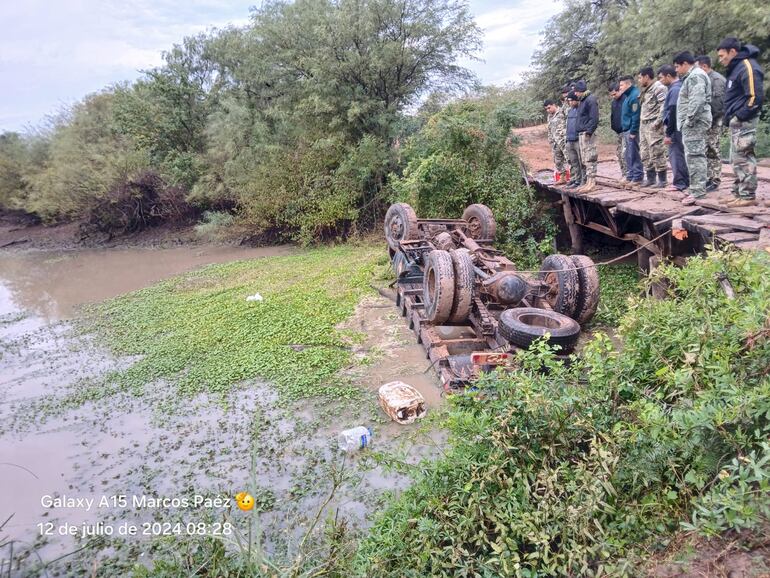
[235, 492, 255, 511]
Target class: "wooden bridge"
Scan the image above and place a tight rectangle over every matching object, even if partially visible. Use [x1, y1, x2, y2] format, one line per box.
[529, 161, 770, 270]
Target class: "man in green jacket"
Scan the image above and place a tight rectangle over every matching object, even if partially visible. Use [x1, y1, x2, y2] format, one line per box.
[675, 51, 712, 205]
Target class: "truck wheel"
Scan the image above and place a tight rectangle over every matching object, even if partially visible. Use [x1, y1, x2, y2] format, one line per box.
[462, 204, 496, 241]
[422, 250, 455, 324]
[570, 255, 600, 324]
[499, 307, 580, 353]
[384, 203, 419, 250]
[539, 254, 579, 319]
[448, 249, 474, 323]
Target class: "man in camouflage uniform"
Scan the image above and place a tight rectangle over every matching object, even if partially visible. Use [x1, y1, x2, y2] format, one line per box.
[544, 99, 568, 183]
[560, 83, 573, 181]
[675, 51, 712, 204]
[637, 67, 668, 189]
[696, 55, 726, 191]
[718, 37, 765, 206]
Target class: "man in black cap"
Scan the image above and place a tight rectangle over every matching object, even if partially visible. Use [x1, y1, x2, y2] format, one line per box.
[609, 82, 627, 181]
[659, 64, 689, 192]
[717, 37, 765, 206]
[565, 92, 583, 188]
[573, 80, 600, 192]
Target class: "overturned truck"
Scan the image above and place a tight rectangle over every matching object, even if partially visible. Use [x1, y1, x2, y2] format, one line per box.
[385, 202, 600, 391]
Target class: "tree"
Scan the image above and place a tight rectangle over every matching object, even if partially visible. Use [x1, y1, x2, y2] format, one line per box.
[529, 0, 770, 101]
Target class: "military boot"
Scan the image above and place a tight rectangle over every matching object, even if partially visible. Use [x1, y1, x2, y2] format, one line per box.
[655, 170, 667, 189]
[641, 169, 656, 188]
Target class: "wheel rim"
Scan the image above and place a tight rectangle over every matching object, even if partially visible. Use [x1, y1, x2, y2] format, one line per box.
[389, 215, 405, 241]
[543, 271, 559, 306]
[467, 216, 482, 238]
[426, 268, 437, 310]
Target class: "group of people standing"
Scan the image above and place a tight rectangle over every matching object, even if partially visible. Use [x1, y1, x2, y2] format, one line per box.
[545, 37, 764, 207]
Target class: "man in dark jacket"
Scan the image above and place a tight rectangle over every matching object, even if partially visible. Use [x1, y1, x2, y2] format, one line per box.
[717, 37, 765, 206]
[573, 80, 600, 192]
[610, 83, 627, 181]
[618, 75, 643, 188]
[565, 93, 583, 188]
[659, 64, 689, 191]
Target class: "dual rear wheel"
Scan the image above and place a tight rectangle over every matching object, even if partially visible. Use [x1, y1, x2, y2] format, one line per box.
[422, 248, 475, 324]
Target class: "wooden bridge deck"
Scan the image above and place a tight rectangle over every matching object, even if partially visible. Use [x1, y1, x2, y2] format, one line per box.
[530, 160, 770, 268]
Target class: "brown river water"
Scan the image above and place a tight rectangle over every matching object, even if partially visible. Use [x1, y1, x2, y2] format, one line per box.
[0, 244, 444, 576]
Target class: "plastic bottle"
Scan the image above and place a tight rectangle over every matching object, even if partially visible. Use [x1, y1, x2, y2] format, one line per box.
[337, 426, 372, 452]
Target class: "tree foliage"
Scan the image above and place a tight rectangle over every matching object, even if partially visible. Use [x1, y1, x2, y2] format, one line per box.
[0, 0, 481, 242]
[531, 0, 770, 101]
[391, 89, 555, 266]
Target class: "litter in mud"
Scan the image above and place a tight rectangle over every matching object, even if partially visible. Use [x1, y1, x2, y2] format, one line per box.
[378, 381, 427, 424]
[338, 426, 373, 452]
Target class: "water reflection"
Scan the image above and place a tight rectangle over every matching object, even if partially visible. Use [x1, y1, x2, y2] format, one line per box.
[0, 245, 294, 320]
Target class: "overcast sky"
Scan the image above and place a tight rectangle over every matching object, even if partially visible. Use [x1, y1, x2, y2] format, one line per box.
[0, 0, 562, 133]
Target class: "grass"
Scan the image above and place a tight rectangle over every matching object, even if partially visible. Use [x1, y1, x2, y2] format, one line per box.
[591, 262, 640, 327]
[78, 243, 384, 401]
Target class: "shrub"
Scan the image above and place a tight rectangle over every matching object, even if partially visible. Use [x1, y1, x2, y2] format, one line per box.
[194, 210, 236, 242]
[390, 96, 557, 268]
[82, 171, 195, 236]
[357, 249, 770, 576]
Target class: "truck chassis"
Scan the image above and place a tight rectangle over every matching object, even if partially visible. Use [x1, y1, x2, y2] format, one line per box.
[385, 202, 600, 391]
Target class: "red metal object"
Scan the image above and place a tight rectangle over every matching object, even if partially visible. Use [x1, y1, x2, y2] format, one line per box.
[470, 351, 513, 366]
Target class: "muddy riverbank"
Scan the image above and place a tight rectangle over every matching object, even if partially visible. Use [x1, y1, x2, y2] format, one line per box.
[0, 245, 445, 576]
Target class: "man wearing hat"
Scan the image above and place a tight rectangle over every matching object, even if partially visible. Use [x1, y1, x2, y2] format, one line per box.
[544, 99, 568, 183]
[565, 92, 584, 188]
[675, 51, 712, 205]
[573, 80, 600, 192]
[659, 64, 690, 192]
[609, 82, 627, 181]
[717, 37, 765, 206]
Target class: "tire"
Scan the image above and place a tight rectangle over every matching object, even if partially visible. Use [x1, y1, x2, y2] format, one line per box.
[539, 254, 580, 318]
[448, 249, 474, 323]
[499, 307, 581, 353]
[422, 250, 455, 324]
[570, 255, 600, 324]
[384, 203, 419, 250]
[462, 204, 496, 240]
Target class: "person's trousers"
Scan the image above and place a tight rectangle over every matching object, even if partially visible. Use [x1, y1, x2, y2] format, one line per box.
[668, 132, 689, 191]
[640, 121, 667, 172]
[729, 116, 758, 199]
[566, 140, 583, 184]
[578, 132, 597, 179]
[682, 124, 709, 197]
[706, 121, 723, 184]
[623, 132, 643, 182]
[551, 140, 567, 172]
[616, 133, 627, 176]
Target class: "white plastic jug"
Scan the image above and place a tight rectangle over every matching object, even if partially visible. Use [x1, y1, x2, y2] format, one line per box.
[338, 426, 372, 452]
